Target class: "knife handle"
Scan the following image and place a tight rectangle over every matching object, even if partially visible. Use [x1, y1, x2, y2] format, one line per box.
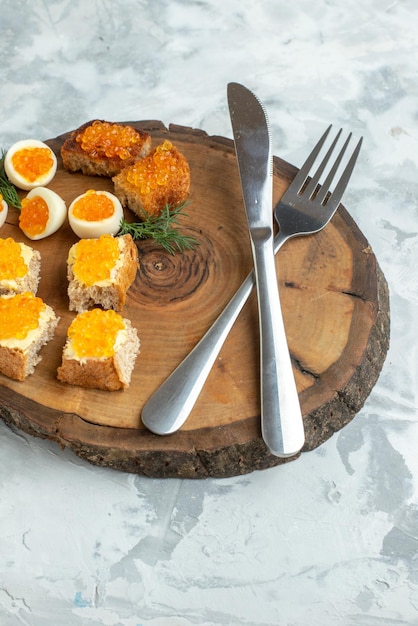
[251, 233, 305, 457]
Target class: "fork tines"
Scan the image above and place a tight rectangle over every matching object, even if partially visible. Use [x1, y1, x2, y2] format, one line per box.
[292, 125, 363, 209]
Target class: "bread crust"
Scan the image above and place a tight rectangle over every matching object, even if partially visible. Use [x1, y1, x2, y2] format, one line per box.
[0, 245, 41, 296]
[0, 346, 30, 381]
[57, 319, 140, 391]
[67, 234, 139, 313]
[0, 305, 58, 381]
[61, 120, 152, 177]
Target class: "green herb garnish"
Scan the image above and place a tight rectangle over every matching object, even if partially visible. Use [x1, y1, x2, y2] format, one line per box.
[118, 202, 198, 255]
[0, 149, 21, 209]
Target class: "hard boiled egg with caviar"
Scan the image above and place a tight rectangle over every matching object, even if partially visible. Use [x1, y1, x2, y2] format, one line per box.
[4, 139, 57, 190]
[0, 195, 8, 228]
[19, 187, 67, 240]
[68, 189, 123, 238]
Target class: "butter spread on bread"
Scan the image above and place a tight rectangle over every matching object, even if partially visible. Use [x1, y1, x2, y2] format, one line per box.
[0, 292, 59, 381]
[0, 237, 41, 295]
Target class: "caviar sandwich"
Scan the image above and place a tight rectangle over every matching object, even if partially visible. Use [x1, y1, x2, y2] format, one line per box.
[0, 292, 59, 381]
[61, 120, 152, 177]
[66, 233, 138, 313]
[113, 140, 190, 221]
[0, 236, 41, 296]
[57, 308, 140, 391]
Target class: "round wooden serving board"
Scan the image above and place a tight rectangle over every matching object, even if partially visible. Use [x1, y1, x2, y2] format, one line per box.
[0, 121, 390, 478]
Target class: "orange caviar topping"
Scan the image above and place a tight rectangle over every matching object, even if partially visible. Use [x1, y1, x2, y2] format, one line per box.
[72, 234, 119, 286]
[0, 292, 44, 340]
[76, 121, 141, 160]
[0, 237, 28, 279]
[72, 190, 115, 221]
[11, 147, 54, 182]
[20, 195, 49, 236]
[125, 140, 188, 195]
[68, 308, 125, 358]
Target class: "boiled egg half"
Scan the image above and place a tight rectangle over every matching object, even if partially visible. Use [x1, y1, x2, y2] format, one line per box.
[0, 195, 8, 228]
[68, 189, 123, 238]
[4, 139, 57, 190]
[19, 187, 67, 240]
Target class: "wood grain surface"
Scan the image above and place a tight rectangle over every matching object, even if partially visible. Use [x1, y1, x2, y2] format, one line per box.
[0, 121, 390, 478]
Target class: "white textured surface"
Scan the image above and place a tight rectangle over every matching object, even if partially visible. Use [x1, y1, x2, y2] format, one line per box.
[0, 1, 417, 624]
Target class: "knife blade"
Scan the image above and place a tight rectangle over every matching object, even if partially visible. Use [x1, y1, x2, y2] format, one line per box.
[227, 82, 304, 457]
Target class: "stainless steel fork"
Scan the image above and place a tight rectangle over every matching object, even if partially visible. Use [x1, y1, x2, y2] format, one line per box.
[141, 126, 363, 443]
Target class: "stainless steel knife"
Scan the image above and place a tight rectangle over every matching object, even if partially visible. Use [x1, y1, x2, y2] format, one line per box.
[227, 82, 304, 457]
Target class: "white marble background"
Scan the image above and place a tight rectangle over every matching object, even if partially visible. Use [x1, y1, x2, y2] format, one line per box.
[0, 0, 417, 624]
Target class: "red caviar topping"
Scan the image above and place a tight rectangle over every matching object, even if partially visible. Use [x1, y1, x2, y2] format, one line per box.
[20, 195, 49, 236]
[0, 237, 28, 279]
[76, 121, 142, 160]
[68, 308, 125, 358]
[72, 234, 119, 286]
[125, 140, 188, 195]
[0, 292, 45, 340]
[11, 147, 54, 182]
[72, 190, 115, 221]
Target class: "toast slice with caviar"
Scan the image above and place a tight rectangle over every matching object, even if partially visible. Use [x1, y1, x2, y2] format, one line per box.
[112, 140, 191, 220]
[57, 308, 140, 391]
[67, 233, 139, 313]
[0, 237, 41, 296]
[61, 120, 152, 177]
[0, 292, 59, 381]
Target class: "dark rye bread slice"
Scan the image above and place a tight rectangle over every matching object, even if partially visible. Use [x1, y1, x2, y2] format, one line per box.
[112, 142, 191, 220]
[61, 120, 152, 177]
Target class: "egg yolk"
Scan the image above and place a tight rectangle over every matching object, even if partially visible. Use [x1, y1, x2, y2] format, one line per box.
[72, 234, 120, 286]
[68, 308, 125, 358]
[0, 237, 28, 279]
[11, 147, 54, 183]
[0, 292, 44, 340]
[72, 190, 115, 221]
[76, 121, 141, 160]
[19, 195, 49, 236]
[0, 193, 4, 208]
[125, 140, 188, 195]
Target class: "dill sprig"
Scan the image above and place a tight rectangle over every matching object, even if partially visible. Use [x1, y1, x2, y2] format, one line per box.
[118, 202, 198, 255]
[0, 149, 21, 209]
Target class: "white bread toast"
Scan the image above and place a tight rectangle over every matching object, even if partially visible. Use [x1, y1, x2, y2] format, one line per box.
[67, 234, 139, 313]
[0, 237, 41, 296]
[0, 292, 59, 381]
[57, 310, 140, 391]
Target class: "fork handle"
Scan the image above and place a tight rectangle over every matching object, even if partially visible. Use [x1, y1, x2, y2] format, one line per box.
[141, 253, 263, 435]
[251, 235, 305, 457]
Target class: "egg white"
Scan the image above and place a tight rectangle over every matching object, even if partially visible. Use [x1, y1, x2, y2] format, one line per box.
[68, 190, 123, 238]
[20, 187, 67, 240]
[4, 139, 57, 191]
[0, 197, 8, 228]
